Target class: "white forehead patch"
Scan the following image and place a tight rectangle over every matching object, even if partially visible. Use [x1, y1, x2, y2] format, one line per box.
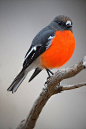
[66, 20, 71, 26]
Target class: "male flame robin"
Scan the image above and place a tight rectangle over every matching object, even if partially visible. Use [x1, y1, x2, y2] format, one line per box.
[7, 15, 75, 93]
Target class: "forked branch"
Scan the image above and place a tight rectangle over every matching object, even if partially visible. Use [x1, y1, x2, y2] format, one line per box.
[17, 56, 86, 129]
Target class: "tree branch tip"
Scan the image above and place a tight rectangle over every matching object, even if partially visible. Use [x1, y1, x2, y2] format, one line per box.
[61, 82, 86, 91]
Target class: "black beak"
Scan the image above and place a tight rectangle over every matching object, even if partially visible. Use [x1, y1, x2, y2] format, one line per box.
[67, 24, 72, 28]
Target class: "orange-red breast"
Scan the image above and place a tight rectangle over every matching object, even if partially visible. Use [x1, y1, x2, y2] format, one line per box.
[7, 15, 75, 93]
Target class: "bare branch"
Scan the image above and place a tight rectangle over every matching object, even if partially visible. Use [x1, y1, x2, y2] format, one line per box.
[53, 82, 86, 95]
[17, 56, 86, 129]
[62, 82, 86, 91]
[17, 88, 51, 129]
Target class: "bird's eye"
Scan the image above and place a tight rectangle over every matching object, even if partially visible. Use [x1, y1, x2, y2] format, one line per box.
[58, 21, 62, 26]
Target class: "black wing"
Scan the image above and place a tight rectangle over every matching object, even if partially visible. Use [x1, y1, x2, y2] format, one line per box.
[23, 26, 55, 70]
[29, 67, 42, 82]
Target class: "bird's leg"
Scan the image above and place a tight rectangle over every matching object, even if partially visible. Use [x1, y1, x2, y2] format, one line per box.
[44, 69, 53, 86]
[44, 69, 61, 87]
[46, 69, 54, 80]
[47, 69, 60, 86]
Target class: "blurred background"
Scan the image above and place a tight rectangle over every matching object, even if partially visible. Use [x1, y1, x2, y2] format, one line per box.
[0, 0, 86, 129]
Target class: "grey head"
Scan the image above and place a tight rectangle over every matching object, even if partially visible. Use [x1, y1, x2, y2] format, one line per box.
[49, 15, 73, 32]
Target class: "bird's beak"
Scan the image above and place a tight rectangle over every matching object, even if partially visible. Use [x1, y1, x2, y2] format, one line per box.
[67, 24, 72, 27]
[66, 21, 72, 28]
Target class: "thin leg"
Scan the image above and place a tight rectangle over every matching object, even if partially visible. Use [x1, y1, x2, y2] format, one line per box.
[47, 69, 53, 75]
[46, 69, 53, 79]
[45, 69, 61, 87]
[46, 69, 50, 78]
[47, 69, 60, 86]
[44, 69, 53, 86]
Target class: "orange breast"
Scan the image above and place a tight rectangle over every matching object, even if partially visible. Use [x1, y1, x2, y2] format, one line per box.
[40, 30, 75, 69]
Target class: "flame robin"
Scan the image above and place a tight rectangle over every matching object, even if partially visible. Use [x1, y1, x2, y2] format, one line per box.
[7, 15, 75, 93]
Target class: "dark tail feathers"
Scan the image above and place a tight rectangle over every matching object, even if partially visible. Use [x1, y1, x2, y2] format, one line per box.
[7, 69, 27, 93]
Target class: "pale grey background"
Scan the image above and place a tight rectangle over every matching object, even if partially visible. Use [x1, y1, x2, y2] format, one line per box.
[0, 0, 86, 129]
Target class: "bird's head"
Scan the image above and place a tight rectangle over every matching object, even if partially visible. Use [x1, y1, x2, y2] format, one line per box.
[50, 15, 73, 32]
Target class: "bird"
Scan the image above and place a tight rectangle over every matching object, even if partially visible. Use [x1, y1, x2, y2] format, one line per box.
[7, 15, 75, 93]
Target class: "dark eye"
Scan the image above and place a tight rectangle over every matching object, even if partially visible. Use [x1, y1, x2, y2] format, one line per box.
[58, 21, 62, 26]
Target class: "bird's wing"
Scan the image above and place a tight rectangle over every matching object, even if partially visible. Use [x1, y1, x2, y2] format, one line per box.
[23, 28, 55, 70]
[29, 67, 42, 82]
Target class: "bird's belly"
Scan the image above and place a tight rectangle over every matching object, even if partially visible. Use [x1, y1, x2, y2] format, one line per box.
[40, 30, 75, 69]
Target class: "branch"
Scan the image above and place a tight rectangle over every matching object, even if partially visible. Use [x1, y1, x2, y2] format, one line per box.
[17, 56, 86, 129]
[62, 82, 86, 91]
[53, 82, 86, 95]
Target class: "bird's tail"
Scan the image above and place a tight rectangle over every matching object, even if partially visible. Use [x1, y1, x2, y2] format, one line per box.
[7, 69, 27, 93]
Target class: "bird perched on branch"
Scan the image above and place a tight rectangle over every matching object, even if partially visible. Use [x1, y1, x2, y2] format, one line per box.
[7, 15, 75, 93]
